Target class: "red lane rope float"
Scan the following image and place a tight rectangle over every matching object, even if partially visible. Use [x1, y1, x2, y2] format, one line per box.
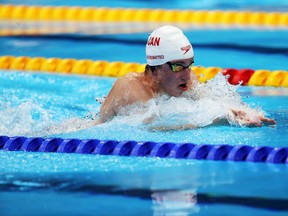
[0, 55, 287, 87]
[1, 136, 288, 163]
[222, 68, 255, 85]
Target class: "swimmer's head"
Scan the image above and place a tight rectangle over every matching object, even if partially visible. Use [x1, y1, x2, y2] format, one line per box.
[146, 26, 194, 66]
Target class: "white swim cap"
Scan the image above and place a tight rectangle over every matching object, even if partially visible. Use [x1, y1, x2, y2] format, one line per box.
[146, 26, 194, 66]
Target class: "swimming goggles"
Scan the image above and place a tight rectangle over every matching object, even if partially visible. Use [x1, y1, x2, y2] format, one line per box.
[166, 61, 194, 73]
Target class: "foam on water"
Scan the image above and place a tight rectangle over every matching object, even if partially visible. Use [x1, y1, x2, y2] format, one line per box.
[0, 72, 268, 137]
[0, 96, 94, 137]
[0, 100, 51, 136]
[106, 73, 266, 129]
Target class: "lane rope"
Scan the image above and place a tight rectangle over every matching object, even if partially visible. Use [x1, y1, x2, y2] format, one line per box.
[0, 5, 287, 36]
[0, 55, 287, 87]
[1, 4, 287, 26]
[1, 136, 287, 164]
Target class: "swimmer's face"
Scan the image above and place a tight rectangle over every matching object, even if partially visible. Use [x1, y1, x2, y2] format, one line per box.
[156, 58, 194, 97]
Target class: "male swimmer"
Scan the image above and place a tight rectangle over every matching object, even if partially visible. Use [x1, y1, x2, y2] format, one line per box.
[96, 25, 276, 129]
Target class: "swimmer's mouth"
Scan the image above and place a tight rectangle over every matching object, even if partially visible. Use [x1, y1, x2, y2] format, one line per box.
[178, 83, 188, 91]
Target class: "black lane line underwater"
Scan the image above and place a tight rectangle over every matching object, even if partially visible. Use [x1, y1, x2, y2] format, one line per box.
[1, 180, 288, 211]
[4, 34, 288, 56]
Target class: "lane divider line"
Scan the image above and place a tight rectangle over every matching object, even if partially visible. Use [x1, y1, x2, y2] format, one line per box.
[1, 136, 287, 163]
[1, 55, 287, 87]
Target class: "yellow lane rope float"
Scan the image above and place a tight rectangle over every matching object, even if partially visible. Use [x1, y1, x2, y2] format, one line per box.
[0, 5, 287, 36]
[0, 4, 287, 26]
[0, 55, 287, 87]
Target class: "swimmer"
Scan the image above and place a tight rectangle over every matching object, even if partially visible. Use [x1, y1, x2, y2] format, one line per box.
[97, 25, 276, 129]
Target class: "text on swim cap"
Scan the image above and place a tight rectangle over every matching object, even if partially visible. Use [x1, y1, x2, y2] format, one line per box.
[181, 45, 192, 55]
[147, 55, 164, 60]
[147, 37, 160, 46]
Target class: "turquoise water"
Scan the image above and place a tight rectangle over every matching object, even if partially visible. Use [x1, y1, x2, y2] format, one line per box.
[1, 71, 288, 215]
[1, 0, 288, 215]
[1, 71, 288, 147]
[1, 30, 288, 70]
[1, 151, 288, 216]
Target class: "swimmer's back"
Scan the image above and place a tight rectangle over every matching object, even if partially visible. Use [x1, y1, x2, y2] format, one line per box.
[98, 72, 154, 123]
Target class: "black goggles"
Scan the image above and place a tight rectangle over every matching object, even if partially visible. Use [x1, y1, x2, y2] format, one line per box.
[166, 61, 194, 73]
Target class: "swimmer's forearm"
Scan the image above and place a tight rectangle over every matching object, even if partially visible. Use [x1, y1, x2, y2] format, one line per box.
[148, 124, 197, 131]
[93, 118, 102, 125]
[212, 117, 230, 125]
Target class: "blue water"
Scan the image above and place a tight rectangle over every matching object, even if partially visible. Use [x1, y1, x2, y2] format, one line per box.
[1, 30, 288, 71]
[1, 71, 288, 147]
[1, 151, 288, 216]
[1, 71, 288, 215]
[1, 0, 288, 215]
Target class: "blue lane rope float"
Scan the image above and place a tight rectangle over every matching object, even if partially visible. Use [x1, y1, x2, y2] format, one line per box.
[1, 136, 288, 164]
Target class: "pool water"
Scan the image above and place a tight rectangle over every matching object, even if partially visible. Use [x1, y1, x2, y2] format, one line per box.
[1, 71, 288, 216]
[1, 151, 288, 216]
[1, 70, 287, 147]
[1, 29, 288, 70]
[1, 0, 288, 215]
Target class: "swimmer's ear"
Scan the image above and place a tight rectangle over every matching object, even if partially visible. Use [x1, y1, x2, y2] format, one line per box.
[145, 64, 161, 76]
[152, 67, 158, 75]
[152, 66, 161, 75]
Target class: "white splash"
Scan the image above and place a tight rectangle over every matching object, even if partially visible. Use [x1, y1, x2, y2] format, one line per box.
[0, 100, 95, 137]
[35, 117, 95, 137]
[0, 100, 51, 136]
[0, 73, 266, 136]
[109, 72, 265, 129]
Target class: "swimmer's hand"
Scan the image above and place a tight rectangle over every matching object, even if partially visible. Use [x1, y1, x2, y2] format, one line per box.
[228, 109, 276, 127]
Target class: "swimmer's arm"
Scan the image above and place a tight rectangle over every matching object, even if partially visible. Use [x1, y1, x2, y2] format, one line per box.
[97, 95, 117, 124]
[97, 79, 123, 123]
[98, 103, 118, 124]
[143, 115, 197, 131]
[148, 124, 197, 131]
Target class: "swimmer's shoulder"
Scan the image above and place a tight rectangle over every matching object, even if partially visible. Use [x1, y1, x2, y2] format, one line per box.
[108, 72, 144, 96]
[122, 72, 144, 80]
[117, 72, 153, 101]
[115, 72, 145, 88]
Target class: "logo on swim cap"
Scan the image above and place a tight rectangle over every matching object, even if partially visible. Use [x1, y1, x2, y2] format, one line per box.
[146, 26, 194, 66]
[181, 45, 192, 55]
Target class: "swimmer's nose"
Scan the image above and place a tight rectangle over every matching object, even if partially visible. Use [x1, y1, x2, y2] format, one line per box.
[181, 68, 191, 81]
